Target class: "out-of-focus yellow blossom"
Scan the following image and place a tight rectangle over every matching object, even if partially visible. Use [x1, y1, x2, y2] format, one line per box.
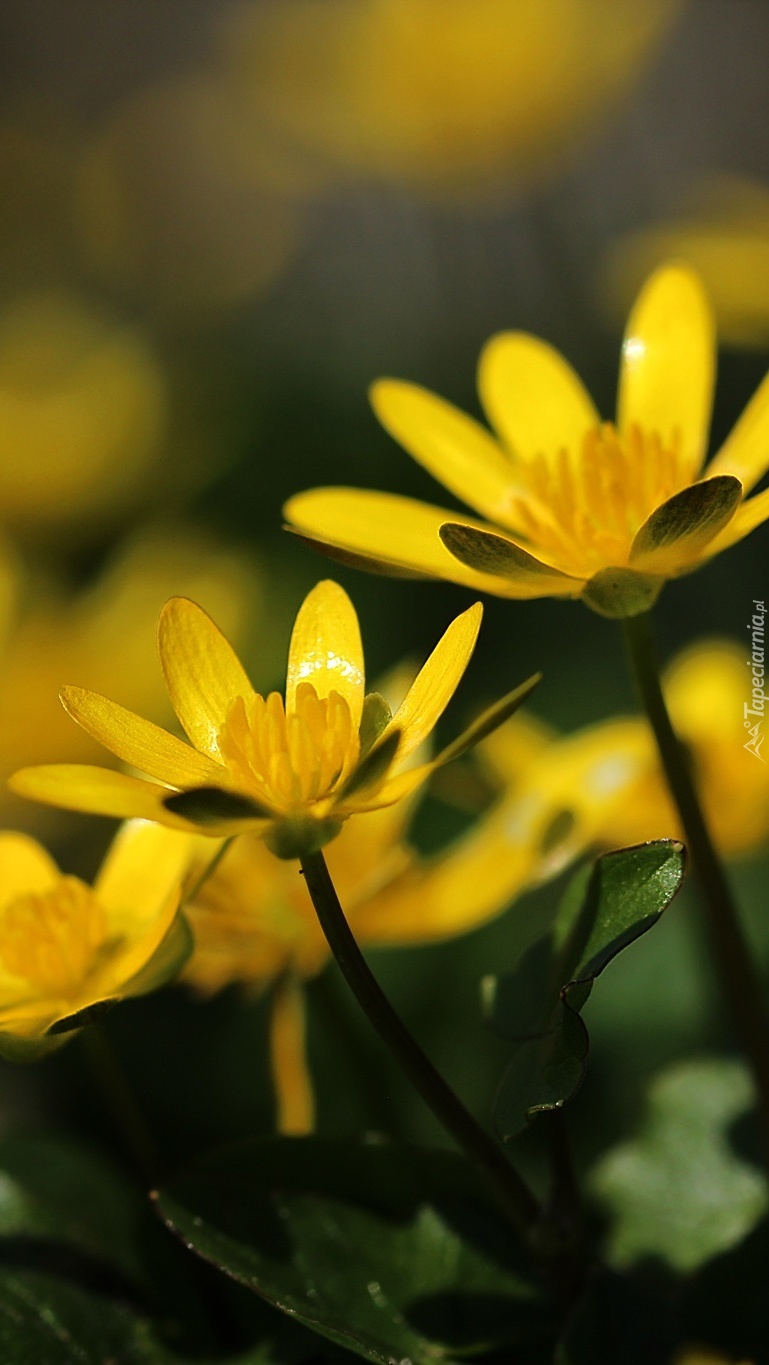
[0, 292, 166, 526]
[481, 638, 769, 864]
[76, 75, 311, 315]
[0, 820, 194, 1061]
[287, 264, 769, 619]
[11, 580, 538, 858]
[674, 1353, 755, 1365]
[182, 719, 600, 1131]
[0, 530, 259, 833]
[223, 0, 681, 199]
[605, 176, 769, 349]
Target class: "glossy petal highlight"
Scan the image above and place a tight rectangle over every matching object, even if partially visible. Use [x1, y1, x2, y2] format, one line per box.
[286, 580, 364, 729]
[617, 264, 715, 482]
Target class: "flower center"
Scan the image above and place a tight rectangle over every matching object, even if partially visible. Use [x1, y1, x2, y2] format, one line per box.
[217, 682, 360, 814]
[0, 877, 107, 997]
[507, 421, 682, 576]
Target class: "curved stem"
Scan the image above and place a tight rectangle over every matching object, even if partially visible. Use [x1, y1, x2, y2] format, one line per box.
[623, 611, 769, 1171]
[300, 849, 540, 1244]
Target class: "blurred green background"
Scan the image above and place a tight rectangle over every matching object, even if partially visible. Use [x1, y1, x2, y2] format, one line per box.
[0, 0, 767, 1216]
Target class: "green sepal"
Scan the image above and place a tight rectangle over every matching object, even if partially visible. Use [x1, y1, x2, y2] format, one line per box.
[265, 816, 343, 860]
[156, 1137, 553, 1364]
[358, 692, 392, 757]
[164, 786, 270, 825]
[487, 841, 686, 1138]
[439, 522, 582, 586]
[581, 566, 664, 618]
[629, 474, 742, 562]
[434, 672, 542, 768]
[338, 726, 402, 800]
[47, 997, 120, 1036]
[591, 1057, 768, 1272]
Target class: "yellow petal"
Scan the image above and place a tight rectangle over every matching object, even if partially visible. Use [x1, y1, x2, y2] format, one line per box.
[440, 523, 584, 595]
[370, 378, 514, 523]
[378, 602, 483, 768]
[705, 367, 769, 492]
[478, 332, 599, 464]
[629, 475, 742, 574]
[617, 264, 715, 483]
[8, 764, 189, 826]
[60, 687, 223, 787]
[284, 488, 530, 596]
[157, 597, 254, 759]
[0, 832, 60, 905]
[286, 580, 364, 729]
[698, 484, 769, 557]
[95, 819, 196, 926]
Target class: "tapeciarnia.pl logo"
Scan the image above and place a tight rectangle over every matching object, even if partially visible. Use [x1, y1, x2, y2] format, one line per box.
[745, 598, 766, 762]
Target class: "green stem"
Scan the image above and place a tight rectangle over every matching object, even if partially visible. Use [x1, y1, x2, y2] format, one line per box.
[300, 849, 540, 1244]
[82, 1024, 160, 1185]
[623, 611, 769, 1171]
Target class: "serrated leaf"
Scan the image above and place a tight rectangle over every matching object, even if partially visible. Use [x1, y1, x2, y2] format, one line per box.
[487, 842, 685, 1138]
[590, 1057, 768, 1272]
[156, 1137, 552, 1365]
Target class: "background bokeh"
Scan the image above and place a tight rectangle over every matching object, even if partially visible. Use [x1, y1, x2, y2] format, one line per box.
[0, 0, 767, 1228]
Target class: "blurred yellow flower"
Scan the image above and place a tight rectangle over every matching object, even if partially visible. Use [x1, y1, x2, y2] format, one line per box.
[76, 76, 310, 315]
[0, 820, 194, 1060]
[183, 715, 597, 1131]
[224, 0, 681, 198]
[605, 175, 769, 349]
[0, 529, 259, 834]
[11, 580, 537, 858]
[482, 639, 769, 864]
[287, 264, 769, 618]
[0, 292, 166, 526]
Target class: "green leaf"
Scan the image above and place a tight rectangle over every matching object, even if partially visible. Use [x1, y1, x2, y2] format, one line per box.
[156, 1137, 552, 1365]
[486, 842, 686, 1138]
[590, 1057, 768, 1273]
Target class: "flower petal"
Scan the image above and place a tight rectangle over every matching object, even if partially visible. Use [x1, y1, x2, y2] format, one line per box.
[285, 487, 530, 595]
[0, 832, 60, 905]
[705, 368, 769, 492]
[95, 819, 197, 924]
[439, 523, 584, 596]
[629, 475, 742, 574]
[366, 673, 541, 810]
[479, 332, 599, 463]
[60, 687, 223, 786]
[377, 603, 483, 769]
[370, 379, 514, 522]
[9, 764, 189, 826]
[158, 597, 254, 760]
[617, 264, 715, 482]
[286, 580, 364, 730]
[699, 484, 769, 557]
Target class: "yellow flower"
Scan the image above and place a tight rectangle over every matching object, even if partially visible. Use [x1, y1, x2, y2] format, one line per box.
[224, 0, 680, 199]
[481, 638, 769, 863]
[11, 580, 537, 859]
[183, 732, 596, 1131]
[286, 264, 769, 618]
[0, 820, 193, 1060]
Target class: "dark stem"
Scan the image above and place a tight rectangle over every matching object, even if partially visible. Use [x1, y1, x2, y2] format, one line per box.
[300, 849, 540, 1245]
[622, 610, 769, 1171]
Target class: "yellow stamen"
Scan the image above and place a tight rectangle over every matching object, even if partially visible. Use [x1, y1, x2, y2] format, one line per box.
[0, 877, 107, 997]
[217, 682, 360, 814]
[507, 421, 683, 576]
